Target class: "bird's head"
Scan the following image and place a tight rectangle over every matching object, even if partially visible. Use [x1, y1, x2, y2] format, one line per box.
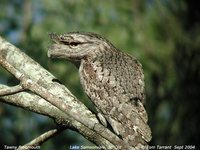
[48, 32, 115, 62]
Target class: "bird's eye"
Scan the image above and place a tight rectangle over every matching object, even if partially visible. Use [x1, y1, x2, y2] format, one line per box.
[60, 41, 81, 47]
[69, 42, 79, 47]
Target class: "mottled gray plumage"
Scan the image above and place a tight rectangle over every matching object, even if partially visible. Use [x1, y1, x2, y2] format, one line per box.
[48, 32, 151, 149]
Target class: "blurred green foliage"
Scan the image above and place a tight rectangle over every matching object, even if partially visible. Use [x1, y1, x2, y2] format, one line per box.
[0, 0, 199, 149]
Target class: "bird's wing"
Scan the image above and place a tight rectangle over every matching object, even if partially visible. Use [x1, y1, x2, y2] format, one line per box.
[79, 54, 151, 145]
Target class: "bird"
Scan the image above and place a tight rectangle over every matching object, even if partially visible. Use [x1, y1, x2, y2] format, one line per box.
[48, 32, 151, 149]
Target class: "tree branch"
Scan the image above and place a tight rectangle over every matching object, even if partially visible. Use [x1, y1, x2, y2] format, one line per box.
[17, 126, 67, 150]
[0, 85, 24, 96]
[0, 35, 126, 149]
[0, 84, 112, 148]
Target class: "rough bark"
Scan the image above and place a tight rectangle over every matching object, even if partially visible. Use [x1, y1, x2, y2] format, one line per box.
[0, 35, 124, 149]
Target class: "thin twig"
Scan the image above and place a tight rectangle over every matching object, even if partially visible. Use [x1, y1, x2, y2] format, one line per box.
[17, 126, 67, 150]
[0, 85, 24, 96]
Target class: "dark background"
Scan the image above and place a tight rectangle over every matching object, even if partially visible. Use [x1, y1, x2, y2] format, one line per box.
[0, 0, 199, 149]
